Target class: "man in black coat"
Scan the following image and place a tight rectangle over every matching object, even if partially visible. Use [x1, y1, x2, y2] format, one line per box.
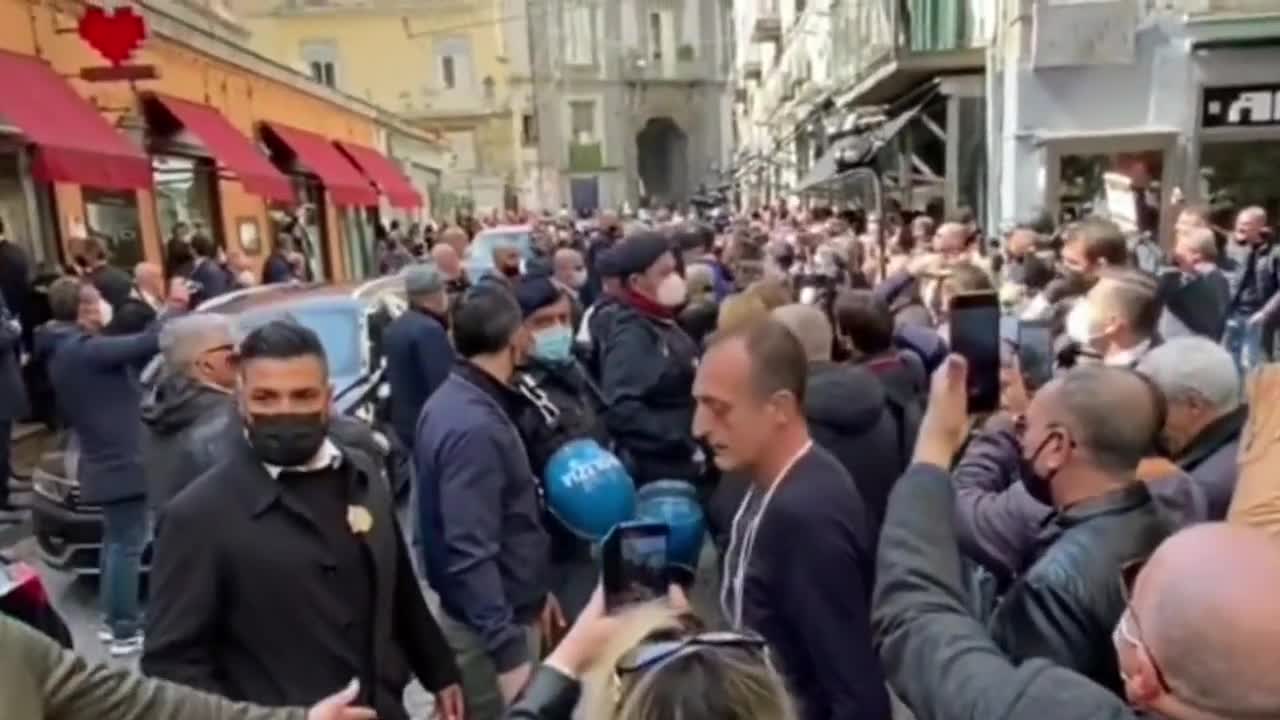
[262, 240, 295, 285]
[142, 321, 463, 720]
[80, 236, 133, 311]
[188, 235, 233, 308]
[772, 303, 910, 534]
[383, 264, 454, 453]
[0, 291, 28, 522]
[987, 365, 1174, 694]
[598, 232, 701, 486]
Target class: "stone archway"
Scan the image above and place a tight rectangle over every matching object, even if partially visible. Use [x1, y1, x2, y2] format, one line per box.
[636, 116, 689, 206]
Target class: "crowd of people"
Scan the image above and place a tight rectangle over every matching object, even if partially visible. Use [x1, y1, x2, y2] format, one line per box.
[2, 194, 1280, 720]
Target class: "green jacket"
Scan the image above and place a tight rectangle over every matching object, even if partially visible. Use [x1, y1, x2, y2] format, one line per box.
[1, 614, 307, 720]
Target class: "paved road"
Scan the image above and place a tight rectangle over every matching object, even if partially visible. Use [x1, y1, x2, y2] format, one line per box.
[5, 536, 435, 716]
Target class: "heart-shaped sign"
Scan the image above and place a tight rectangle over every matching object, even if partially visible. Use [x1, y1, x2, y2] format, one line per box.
[78, 5, 147, 66]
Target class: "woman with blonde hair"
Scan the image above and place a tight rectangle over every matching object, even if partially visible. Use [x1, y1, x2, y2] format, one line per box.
[507, 589, 796, 720]
[716, 293, 770, 336]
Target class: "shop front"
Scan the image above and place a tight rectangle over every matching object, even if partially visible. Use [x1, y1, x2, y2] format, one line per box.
[0, 0, 427, 283]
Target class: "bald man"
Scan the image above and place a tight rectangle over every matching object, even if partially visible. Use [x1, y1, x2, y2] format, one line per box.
[1117, 523, 1280, 717]
[106, 263, 166, 335]
[933, 222, 969, 265]
[873, 356, 1230, 720]
[430, 243, 470, 301]
[986, 366, 1172, 692]
[1223, 205, 1276, 370]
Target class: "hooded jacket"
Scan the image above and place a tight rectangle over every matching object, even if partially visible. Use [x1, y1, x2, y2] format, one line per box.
[141, 373, 235, 511]
[804, 362, 910, 532]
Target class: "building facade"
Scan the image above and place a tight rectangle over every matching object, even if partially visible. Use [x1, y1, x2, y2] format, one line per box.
[238, 0, 511, 214]
[0, 0, 438, 283]
[504, 0, 733, 212]
[991, 0, 1280, 239]
[731, 0, 990, 221]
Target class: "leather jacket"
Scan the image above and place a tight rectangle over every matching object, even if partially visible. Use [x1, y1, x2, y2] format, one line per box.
[988, 483, 1173, 696]
[505, 665, 580, 720]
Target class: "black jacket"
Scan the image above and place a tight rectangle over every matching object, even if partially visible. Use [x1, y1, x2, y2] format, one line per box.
[505, 666, 579, 720]
[804, 362, 909, 533]
[142, 432, 458, 720]
[262, 251, 294, 285]
[872, 464, 1137, 720]
[0, 294, 27, 422]
[383, 307, 454, 448]
[987, 483, 1173, 695]
[1174, 405, 1246, 521]
[141, 374, 235, 511]
[599, 301, 700, 485]
[189, 258, 233, 307]
[87, 264, 133, 310]
[734, 446, 889, 720]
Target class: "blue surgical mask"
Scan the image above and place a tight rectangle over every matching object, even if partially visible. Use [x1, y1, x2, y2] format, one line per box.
[532, 325, 573, 364]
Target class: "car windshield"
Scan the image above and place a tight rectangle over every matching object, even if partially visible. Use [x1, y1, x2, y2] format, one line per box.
[469, 231, 533, 261]
[237, 305, 363, 380]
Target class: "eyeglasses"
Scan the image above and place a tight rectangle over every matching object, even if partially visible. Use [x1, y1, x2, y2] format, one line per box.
[1116, 558, 1172, 694]
[615, 631, 768, 676]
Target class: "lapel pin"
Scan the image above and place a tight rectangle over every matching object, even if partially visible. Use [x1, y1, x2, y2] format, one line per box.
[347, 505, 373, 536]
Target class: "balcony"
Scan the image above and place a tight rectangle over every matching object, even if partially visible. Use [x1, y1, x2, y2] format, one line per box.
[1170, 0, 1280, 14]
[567, 141, 603, 173]
[831, 0, 987, 106]
[752, 0, 783, 43]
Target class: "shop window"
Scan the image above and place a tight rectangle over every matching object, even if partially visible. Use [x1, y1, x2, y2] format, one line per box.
[1199, 140, 1280, 225]
[83, 189, 144, 269]
[153, 155, 219, 247]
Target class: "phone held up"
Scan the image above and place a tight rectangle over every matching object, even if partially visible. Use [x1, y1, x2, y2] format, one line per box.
[948, 290, 1001, 414]
[602, 521, 671, 613]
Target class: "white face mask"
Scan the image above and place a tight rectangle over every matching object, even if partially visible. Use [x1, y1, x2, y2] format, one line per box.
[656, 273, 688, 308]
[571, 268, 588, 288]
[98, 298, 114, 328]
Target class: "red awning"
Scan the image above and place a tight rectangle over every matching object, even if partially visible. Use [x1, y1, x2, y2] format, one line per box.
[0, 50, 150, 190]
[150, 94, 295, 203]
[262, 122, 378, 207]
[336, 141, 423, 209]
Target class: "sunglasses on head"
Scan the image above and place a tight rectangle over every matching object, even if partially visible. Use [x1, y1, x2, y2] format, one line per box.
[615, 631, 768, 676]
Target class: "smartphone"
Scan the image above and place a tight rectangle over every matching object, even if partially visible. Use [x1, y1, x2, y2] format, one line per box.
[602, 521, 671, 612]
[1017, 319, 1055, 389]
[949, 291, 1001, 414]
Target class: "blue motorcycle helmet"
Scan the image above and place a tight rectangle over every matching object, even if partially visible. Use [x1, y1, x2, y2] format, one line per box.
[635, 480, 706, 577]
[543, 439, 636, 542]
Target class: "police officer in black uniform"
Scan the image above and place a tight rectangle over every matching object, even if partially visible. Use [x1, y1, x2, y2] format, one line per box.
[511, 276, 611, 620]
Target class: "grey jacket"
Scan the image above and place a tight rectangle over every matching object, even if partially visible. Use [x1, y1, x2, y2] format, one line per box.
[2, 613, 306, 720]
[141, 374, 235, 511]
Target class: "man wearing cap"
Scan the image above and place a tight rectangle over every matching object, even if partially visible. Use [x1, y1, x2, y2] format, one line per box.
[384, 264, 455, 455]
[598, 230, 701, 486]
[512, 276, 610, 619]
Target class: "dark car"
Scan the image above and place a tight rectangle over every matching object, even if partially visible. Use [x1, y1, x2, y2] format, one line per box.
[30, 280, 408, 576]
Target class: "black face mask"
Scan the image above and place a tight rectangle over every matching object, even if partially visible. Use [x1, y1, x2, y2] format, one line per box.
[1057, 267, 1092, 296]
[1018, 433, 1060, 507]
[500, 264, 521, 278]
[246, 412, 328, 468]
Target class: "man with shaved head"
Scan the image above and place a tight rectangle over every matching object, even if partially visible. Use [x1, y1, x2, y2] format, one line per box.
[986, 365, 1173, 692]
[1223, 205, 1277, 369]
[1116, 522, 1280, 717]
[873, 356, 1273, 720]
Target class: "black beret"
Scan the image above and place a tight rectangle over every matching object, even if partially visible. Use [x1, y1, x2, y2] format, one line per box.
[513, 276, 562, 318]
[610, 231, 671, 277]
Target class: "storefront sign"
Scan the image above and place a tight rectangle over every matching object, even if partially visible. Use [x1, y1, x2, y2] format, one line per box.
[78, 4, 147, 67]
[1203, 85, 1280, 129]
